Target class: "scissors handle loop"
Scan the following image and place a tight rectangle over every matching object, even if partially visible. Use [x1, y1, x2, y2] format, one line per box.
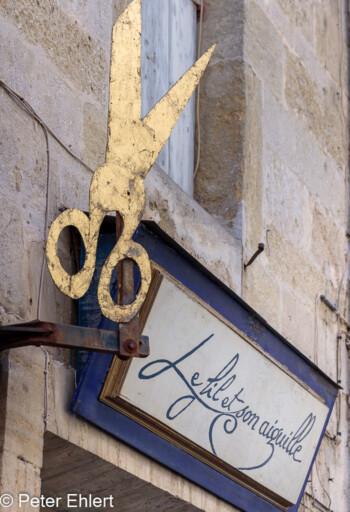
[98, 239, 151, 323]
[46, 209, 97, 299]
[46, 209, 151, 323]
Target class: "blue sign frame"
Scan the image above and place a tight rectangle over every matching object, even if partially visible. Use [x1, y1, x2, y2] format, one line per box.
[72, 221, 338, 512]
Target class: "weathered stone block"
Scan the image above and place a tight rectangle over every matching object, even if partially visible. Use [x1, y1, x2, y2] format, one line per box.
[255, 228, 324, 310]
[316, 0, 343, 84]
[243, 256, 282, 331]
[3, 358, 45, 467]
[263, 151, 310, 251]
[285, 52, 323, 142]
[55, 0, 115, 45]
[194, 60, 245, 235]
[0, 193, 26, 316]
[263, 87, 346, 218]
[311, 202, 346, 286]
[323, 83, 347, 165]
[282, 287, 314, 357]
[82, 102, 108, 171]
[285, 51, 346, 165]
[0, 15, 87, 152]
[200, 0, 244, 64]
[245, 0, 284, 101]
[0, 0, 109, 102]
[0, 449, 41, 511]
[276, 0, 316, 47]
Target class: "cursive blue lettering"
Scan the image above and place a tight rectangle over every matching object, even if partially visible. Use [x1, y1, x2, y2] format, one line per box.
[138, 334, 317, 470]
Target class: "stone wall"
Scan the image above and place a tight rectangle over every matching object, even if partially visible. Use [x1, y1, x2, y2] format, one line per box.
[242, 1, 349, 510]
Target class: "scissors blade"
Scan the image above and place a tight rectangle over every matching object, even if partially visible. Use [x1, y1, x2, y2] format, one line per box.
[107, 0, 142, 162]
[141, 43, 216, 176]
[106, 0, 215, 176]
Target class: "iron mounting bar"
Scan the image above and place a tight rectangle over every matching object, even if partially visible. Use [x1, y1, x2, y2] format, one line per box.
[0, 320, 149, 356]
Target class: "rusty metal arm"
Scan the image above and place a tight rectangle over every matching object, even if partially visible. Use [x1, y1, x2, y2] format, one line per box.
[0, 320, 149, 356]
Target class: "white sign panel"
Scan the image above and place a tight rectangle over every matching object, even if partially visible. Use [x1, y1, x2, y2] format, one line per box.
[117, 274, 328, 505]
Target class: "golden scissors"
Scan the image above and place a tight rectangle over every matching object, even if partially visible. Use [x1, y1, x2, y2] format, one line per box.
[46, 0, 215, 323]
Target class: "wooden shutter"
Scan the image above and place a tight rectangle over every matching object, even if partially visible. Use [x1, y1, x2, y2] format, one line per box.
[141, 0, 196, 196]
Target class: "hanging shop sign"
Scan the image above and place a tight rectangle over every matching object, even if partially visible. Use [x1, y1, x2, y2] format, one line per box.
[103, 271, 327, 506]
[72, 222, 339, 512]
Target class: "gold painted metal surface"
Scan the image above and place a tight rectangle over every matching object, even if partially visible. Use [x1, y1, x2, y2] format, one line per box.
[46, 0, 215, 322]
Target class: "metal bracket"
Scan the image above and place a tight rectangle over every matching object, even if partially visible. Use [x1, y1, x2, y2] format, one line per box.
[0, 320, 149, 356]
